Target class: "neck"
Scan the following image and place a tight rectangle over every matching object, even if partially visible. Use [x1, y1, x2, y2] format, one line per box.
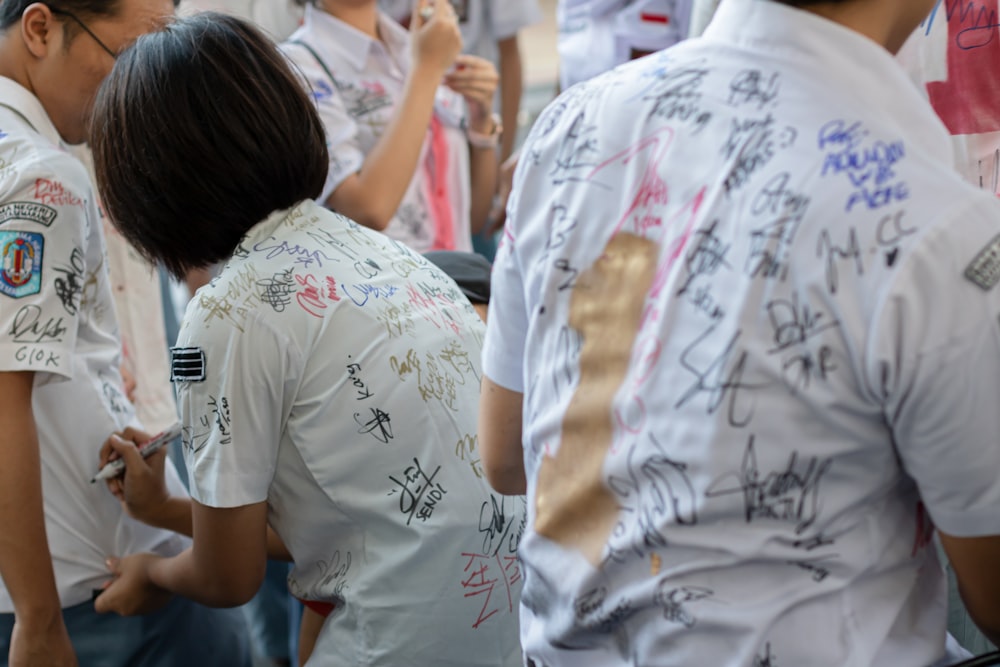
[800, 0, 932, 54]
[0, 35, 34, 94]
[318, 1, 379, 40]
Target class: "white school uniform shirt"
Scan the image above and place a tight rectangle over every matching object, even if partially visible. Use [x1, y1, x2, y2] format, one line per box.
[484, 1, 1000, 666]
[557, 0, 691, 90]
[282, 7, 472, 253]
[0, 77, 188, 612]
[174, 199, 524, 666]
[378, 0, 541, 68]
[177, 0, 303, 40]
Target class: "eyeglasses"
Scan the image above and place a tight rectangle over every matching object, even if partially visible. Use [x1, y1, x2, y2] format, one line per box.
[48, 7, 117, 59]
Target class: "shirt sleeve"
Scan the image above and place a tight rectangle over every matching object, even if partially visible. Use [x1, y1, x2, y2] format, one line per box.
[872, 196, 1000, 538]
[487, 0, 542, 40]
[176, 309, 302, 508]
[281, 43, 366, 203]
[0, 155, 94, 382]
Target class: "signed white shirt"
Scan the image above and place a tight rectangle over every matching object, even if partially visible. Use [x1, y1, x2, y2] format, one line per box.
[176, 199, 523, 666]
[484, 1, 1000, 665]
[282, 6, 472, 253]
[0, 77, 188, 611]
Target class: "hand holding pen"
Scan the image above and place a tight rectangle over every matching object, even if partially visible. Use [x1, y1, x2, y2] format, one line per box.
[96, 425, 178, 523]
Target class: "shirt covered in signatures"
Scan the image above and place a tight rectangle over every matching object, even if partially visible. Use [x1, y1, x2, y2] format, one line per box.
[0, 77, 188, 612]
[282, 6, 472, 253]
[175, 199, 524, 666]
[483, 1, 1000, 665]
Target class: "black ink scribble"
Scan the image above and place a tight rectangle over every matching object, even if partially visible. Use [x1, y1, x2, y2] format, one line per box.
[816, 228, 863, 294]
[677, 220, 731, 295]
[753, 643, 777, 667]
[258, 269, 295, 312]
[675, 326, 764, 428]
[10, 305, 67, 343]
[208, 395, 232, 445]
[728, 69, 781, 109]
[787, 555, 836, 582]
[644, 65, 713, 131]
[765, 293, 840, 354]
[746, 174, 810, 281]
[706, 435, 832, 534]
[607, 434, 698, 560]
[354, 407, 393, 443]
[53, 247, 84, 316]
[549, 113, 600, 184]
[478, 494, 520, 557]
[388, 457, 446, 525]
[653, 582, 715, 628]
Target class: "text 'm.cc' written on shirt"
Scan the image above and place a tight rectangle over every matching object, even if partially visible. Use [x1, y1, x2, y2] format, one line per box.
[282, 6, 473, 254]
[174, 199, 524, 666]
[483, 1, 1000, 666]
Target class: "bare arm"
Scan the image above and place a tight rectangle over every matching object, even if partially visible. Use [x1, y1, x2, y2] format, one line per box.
[102, 432, 292, 562]
[478, 375, 526, 495]
[496, 35, 523, 163]
[0, 371, 77, 665]
[939, 532, 1000, 646]
[326, 2, 462, 231]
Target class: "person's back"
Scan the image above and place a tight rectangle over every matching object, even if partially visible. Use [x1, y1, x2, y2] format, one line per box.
[481, 0, 1000, 665]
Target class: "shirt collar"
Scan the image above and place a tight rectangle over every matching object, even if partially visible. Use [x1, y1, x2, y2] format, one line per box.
[702, 0, 952, 164]
[0, 76, 64, 148]
[302, 4, 410, 73]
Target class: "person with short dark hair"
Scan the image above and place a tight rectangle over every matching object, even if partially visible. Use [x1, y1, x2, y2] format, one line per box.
[0, 0, 251, 665]
[479, 0, 1000, 665]
[89, 13, 525, 667]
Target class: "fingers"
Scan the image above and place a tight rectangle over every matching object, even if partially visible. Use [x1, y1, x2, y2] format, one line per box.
[107, 434, 145, 469]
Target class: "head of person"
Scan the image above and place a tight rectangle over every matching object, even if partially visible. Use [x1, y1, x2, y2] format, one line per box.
[0, 0, 175, 144]
[89, 12, 329, 278]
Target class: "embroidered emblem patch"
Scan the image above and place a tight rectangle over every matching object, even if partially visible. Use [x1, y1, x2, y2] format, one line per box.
[170, 346, 206, 382]
[965, 233, 1000, 290]
[0, 231, 43, 298]
[0, 201, 58, 227]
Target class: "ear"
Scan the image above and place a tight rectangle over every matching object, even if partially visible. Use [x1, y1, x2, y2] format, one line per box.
[20, 3, 58, 59]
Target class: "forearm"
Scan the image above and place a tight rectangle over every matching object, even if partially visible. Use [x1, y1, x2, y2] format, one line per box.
[147, 549, 239, 607]
[469, 143, 499, 234]
[0, 374, 64, 625]
[327, 65, 442, 230]
[140, 496, 193, 537]
[498, 37, 523, 162]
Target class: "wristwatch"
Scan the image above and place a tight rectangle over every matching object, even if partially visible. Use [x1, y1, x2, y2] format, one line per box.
[467, 113, 503, 150]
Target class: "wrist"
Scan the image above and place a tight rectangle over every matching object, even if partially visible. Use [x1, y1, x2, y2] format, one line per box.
[467, 113, 502, 150]
[15, 602, 64, 629]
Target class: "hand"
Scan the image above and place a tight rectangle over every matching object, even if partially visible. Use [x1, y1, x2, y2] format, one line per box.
[444, 55, 498, 131]
[94, 554, 172, 616]
[487, 150, 519, 233]
[99, 428, 170, 525]
[8, 615, 78, 667]
[410, 0, 462, 77]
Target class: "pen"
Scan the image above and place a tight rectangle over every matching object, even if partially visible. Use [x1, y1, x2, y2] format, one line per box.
[90, 423, 183, 483]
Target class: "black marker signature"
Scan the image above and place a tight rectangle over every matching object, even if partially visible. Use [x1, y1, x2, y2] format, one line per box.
[10, 305, 67, 343]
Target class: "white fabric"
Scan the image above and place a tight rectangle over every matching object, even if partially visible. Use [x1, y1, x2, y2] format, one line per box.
[378, 0, 542, 67]
[557, 0, 692, 89]
[176, 199, 523, 666]
[483, 1, 1000, 665]
[282, 7, 472, 253]
[0, 77, 188, 612]
[177, 0, 302, 40]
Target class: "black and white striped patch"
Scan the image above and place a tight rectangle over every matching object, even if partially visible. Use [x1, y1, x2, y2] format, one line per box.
[170, 346, 206, 382]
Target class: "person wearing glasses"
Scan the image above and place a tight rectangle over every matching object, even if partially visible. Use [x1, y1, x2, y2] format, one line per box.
[0, 1, 251, 665]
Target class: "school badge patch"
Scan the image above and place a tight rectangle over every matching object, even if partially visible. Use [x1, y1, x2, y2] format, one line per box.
[0, 231, 43, 298]
[965, 233, 1000, 290]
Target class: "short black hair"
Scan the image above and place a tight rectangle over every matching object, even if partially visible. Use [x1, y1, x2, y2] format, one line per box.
[0, 0, 120, 34]
[89, 12, 329, 278]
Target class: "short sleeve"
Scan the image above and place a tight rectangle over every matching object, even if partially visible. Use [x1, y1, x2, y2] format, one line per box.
[873, 198, 1000, 537]
[482, 225, 528, 393]
[487, 0, 542, 40]
[176, 310, 302, 508]
[282, 43, 365, 203]
[0, 157, 93, 381]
